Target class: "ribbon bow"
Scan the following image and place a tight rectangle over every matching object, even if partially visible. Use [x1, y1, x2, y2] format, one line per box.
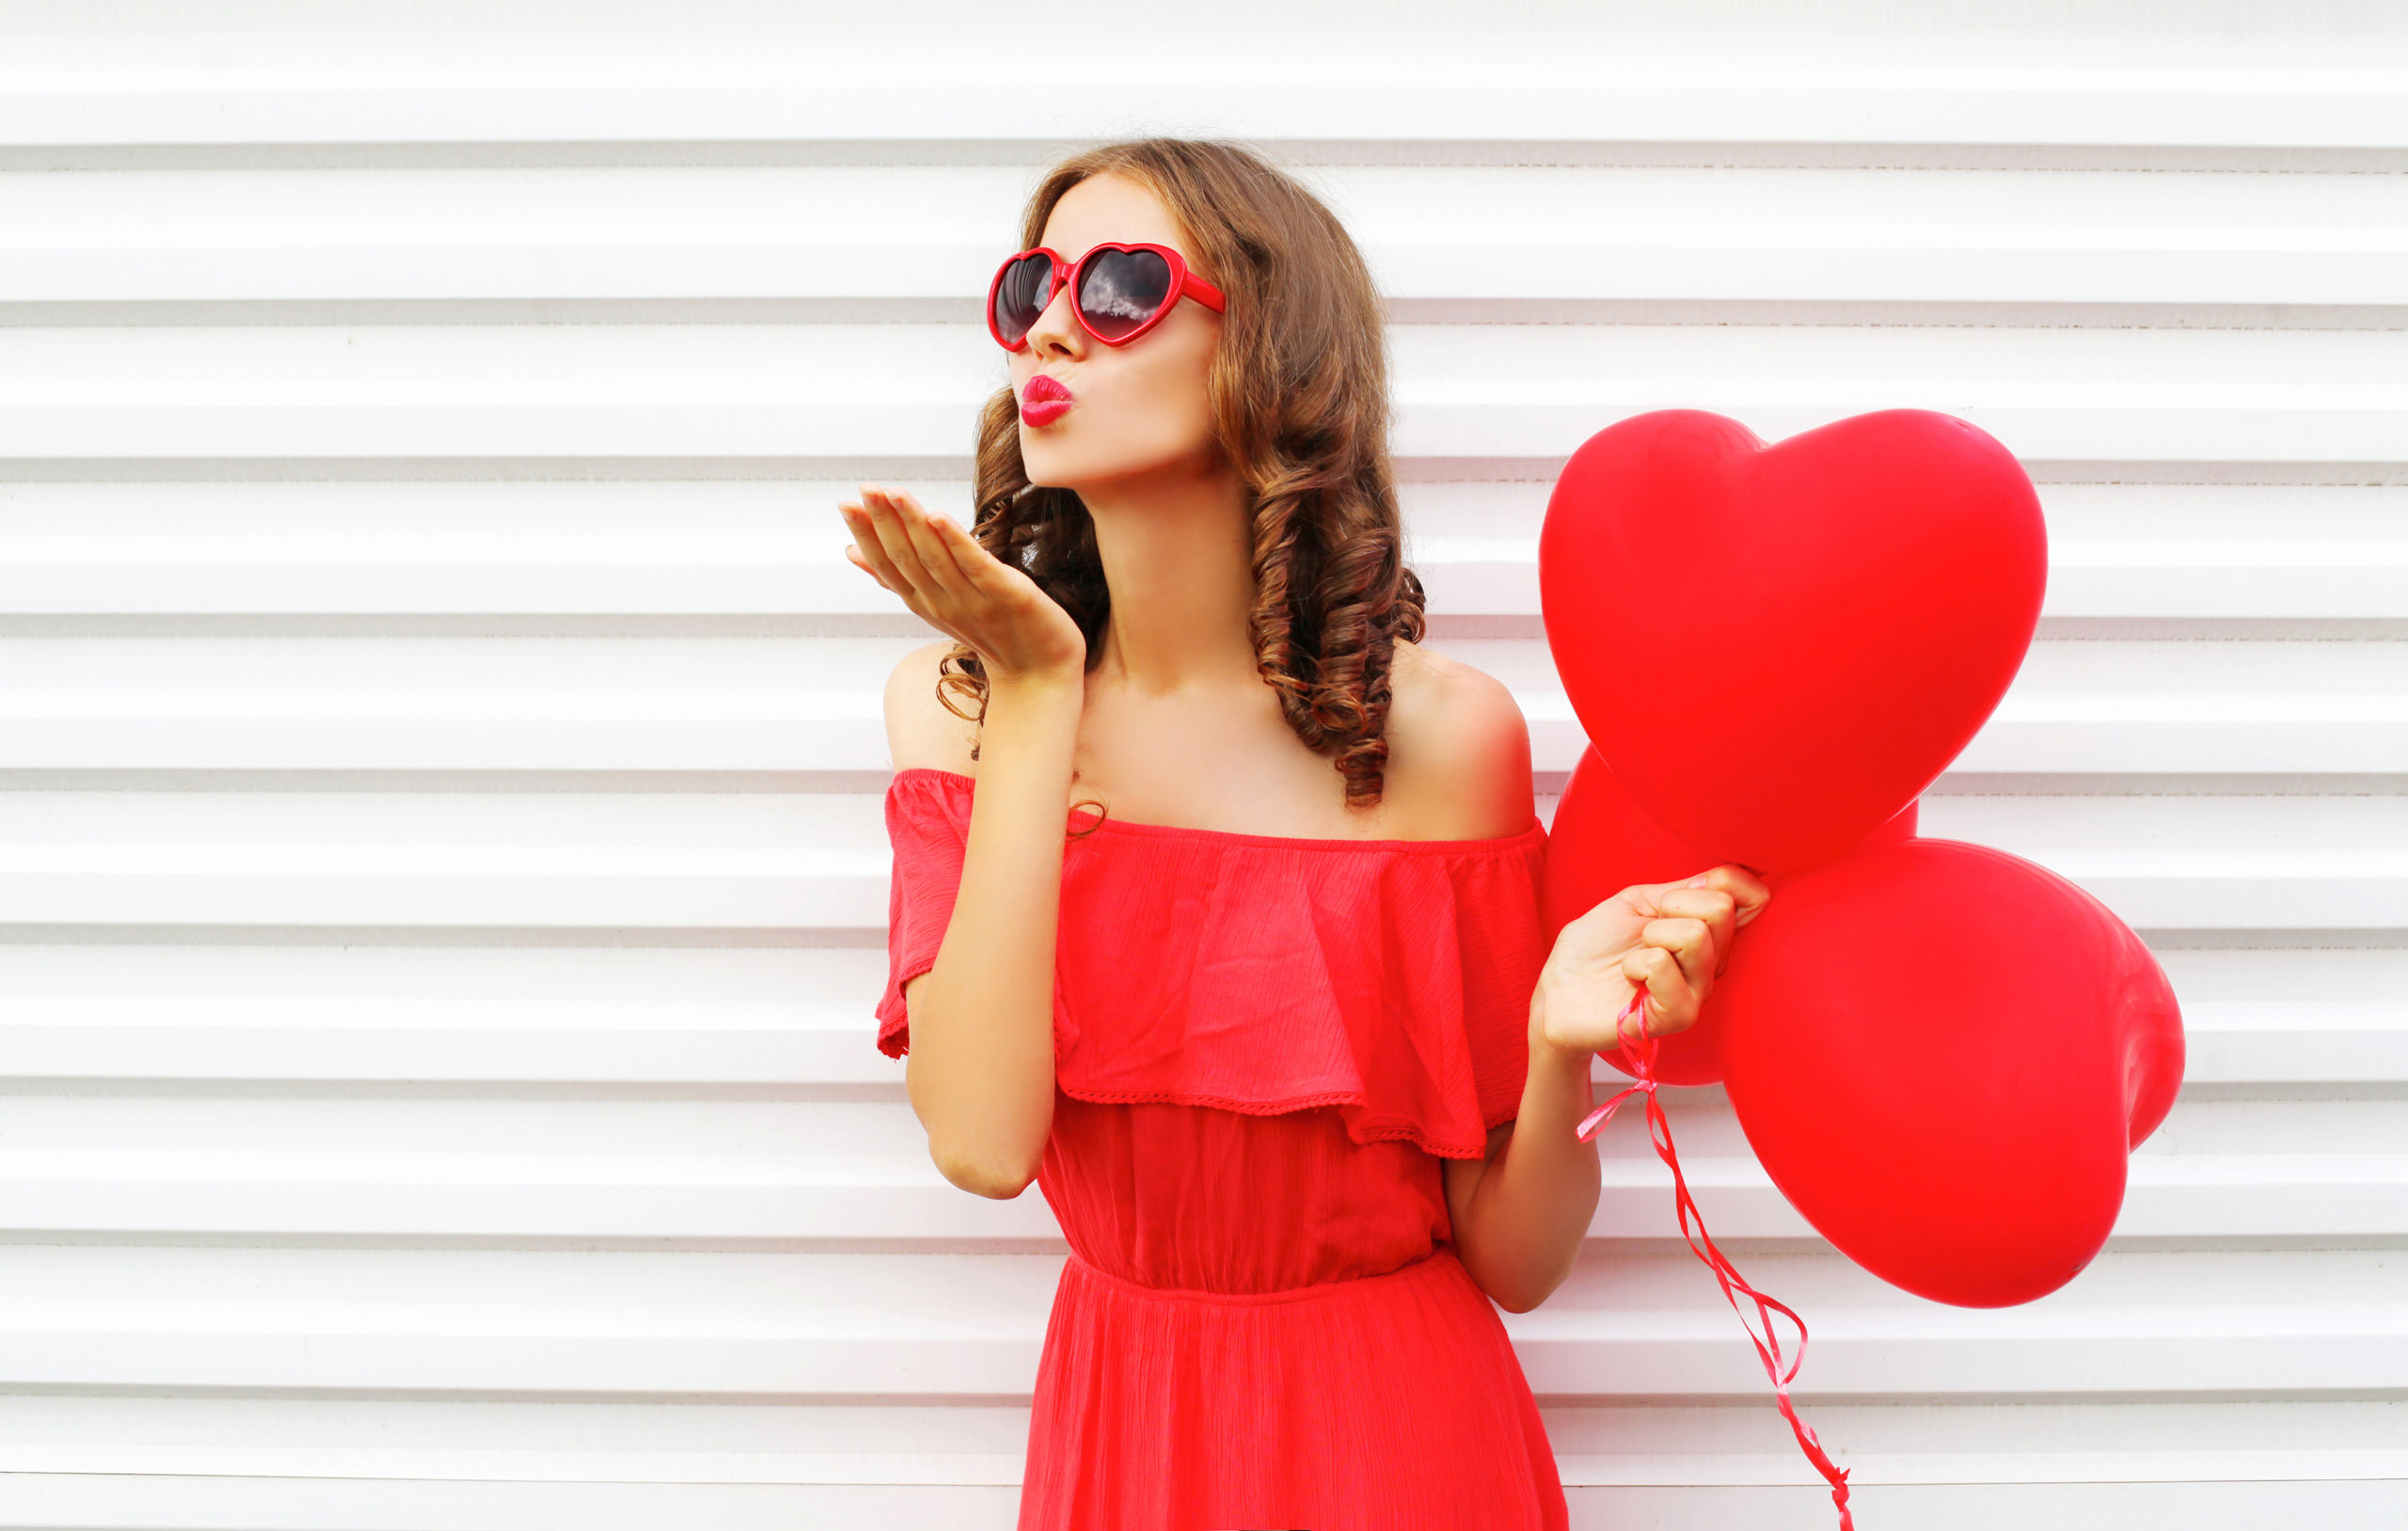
[1576, 990, 1855, 1529]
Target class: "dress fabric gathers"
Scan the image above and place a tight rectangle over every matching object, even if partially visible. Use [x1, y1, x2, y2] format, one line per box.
[876, 767, 1570, 1531]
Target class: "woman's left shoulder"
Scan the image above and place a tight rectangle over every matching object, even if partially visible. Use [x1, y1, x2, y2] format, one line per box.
[1381, 639, 1536, 841]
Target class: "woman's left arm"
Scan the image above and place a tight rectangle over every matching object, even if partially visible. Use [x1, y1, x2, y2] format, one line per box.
[1445, 866, 1769, 1313]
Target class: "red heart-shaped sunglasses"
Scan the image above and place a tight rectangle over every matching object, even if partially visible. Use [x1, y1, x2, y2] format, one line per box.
[986, 242, 1227, 352]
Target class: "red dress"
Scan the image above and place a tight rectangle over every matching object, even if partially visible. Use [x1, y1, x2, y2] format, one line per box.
[876, 767, 1570, 1531]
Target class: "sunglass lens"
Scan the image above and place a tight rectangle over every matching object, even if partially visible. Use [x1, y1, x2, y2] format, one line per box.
[992, 252, 1054, 346]
[1076, 248, 1174, 341]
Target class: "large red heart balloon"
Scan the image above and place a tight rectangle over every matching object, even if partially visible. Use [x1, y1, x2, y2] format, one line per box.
[1539, 409, 2046, 875]
[1543, 744, 1914, 1085]
[1714, 838, 2185, 1307]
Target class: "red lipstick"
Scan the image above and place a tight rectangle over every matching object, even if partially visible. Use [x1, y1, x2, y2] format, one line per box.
[1021, 373, 1074, 427]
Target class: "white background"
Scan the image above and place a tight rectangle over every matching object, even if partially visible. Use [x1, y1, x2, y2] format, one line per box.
[0, 1, 2402, 1525]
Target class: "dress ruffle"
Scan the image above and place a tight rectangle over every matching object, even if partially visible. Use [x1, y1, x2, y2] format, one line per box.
[875, 767, 1550, 1160]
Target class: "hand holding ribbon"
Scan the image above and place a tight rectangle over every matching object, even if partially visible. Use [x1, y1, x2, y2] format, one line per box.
[1536, 864, 1766, 1058]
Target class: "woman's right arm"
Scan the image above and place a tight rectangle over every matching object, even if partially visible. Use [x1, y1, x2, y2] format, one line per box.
[842, 483, 1087, 1200]
[886, 654, 1079, 1197]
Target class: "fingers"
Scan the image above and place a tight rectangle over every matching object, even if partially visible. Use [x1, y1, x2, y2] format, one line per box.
[921, 506, 985, 584]
[880, 491, 1024, 621]
[1640, 914, 1715, 1002]
[862, 485, 945, 598]
[1652, 885, 1739, 975]
[1619, 946, 1699, 1038]
[887, 485, 963, 586]
[842, 484, 979, 606]
[839, 487, 922, 600]
[1617, 865, 1777, 1033]
[1681, 863, 1773, 928]
[926, 505, 1010, 592]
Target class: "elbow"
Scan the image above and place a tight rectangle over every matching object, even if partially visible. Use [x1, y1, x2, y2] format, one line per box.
[1465, 1246, 1576, 1315]
[1493, 1280, 1550, 1318]
[1488, 1276, 1558, 1316]
[1511, 1255, 1582, 1314]
[1487, 1276, 1545, 1316]
[963, 1164, 1039, 1203]
[1458, 1244, 1525, 1313]
[933, 1146, 1040, 1201]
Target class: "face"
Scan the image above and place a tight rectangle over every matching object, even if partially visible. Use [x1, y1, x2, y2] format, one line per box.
[1006, 172, 1225, 493]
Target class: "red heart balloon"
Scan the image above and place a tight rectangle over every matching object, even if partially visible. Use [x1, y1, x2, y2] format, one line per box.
[1539, 409, 2046, 875]
[1715, 838, 2185, 1307]
[1543, 744, 1914, 1085]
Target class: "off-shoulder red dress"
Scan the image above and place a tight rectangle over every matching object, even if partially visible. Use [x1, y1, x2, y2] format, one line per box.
[875, 766, 1570, 1531]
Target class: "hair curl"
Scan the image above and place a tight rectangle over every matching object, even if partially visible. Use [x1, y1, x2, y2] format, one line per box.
[939, 136, 1427, 827]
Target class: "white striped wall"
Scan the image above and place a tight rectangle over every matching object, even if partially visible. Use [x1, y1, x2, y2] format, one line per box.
[0, 3, 2401, 1526]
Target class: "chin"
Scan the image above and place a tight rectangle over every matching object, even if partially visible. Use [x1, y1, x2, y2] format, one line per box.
[1021, 448, 1119, 493]
[1018, 449, 1073, 490]
[1024, 444, 1196, 496]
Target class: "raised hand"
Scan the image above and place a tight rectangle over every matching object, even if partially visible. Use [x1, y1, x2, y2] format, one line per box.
[1535, 865, 1773, 1057]
[838, 483, 1088, 687]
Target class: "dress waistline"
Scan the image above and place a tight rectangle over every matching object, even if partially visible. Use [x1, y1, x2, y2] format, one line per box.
[1060, 1242, 1468, 1308]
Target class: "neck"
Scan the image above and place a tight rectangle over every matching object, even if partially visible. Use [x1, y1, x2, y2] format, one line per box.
[1078, 456, 1260, 697]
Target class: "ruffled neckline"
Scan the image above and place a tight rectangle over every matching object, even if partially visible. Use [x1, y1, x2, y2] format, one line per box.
[892, 766, 1545, 856]
[878, 766, 1553, 1159]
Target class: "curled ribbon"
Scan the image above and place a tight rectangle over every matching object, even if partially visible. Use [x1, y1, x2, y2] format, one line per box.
[1575, 989, 1855, 1529]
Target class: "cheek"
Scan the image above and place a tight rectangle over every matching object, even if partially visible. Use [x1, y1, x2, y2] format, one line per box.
[1038, 355, 1213, 466]
[1016, 321, 1220, 484]
[1131, 342, 1217, 440]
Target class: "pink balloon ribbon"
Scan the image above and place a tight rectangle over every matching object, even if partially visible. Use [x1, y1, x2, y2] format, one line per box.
[1575, 990, 1855, 1529]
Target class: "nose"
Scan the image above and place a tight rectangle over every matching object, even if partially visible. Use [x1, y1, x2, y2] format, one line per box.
[1021, 275, 1084, 360]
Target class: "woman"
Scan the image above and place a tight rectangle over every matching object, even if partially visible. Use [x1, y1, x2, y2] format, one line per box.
[840, 137, 1767, 1531]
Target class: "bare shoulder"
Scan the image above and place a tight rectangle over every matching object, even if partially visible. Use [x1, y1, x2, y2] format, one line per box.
[1379, 638, 1534, 840]
[883, 639, 982, 776]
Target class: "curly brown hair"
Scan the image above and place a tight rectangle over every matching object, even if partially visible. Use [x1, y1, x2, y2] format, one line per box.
[937, 136, 1428, 825]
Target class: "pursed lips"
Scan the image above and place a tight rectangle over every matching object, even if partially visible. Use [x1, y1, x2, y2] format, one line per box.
[1021, 374, 1076, 422]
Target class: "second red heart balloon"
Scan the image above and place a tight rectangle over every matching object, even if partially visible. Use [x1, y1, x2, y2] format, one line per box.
[1713, 837, 2186, 1307]
[1539, 408, 2047, 876]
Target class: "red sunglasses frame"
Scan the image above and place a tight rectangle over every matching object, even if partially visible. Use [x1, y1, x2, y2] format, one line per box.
[985, 241, 1228, 352]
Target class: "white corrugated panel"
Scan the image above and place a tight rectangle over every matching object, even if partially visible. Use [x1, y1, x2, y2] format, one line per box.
[0, 2, 2401, 1525]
